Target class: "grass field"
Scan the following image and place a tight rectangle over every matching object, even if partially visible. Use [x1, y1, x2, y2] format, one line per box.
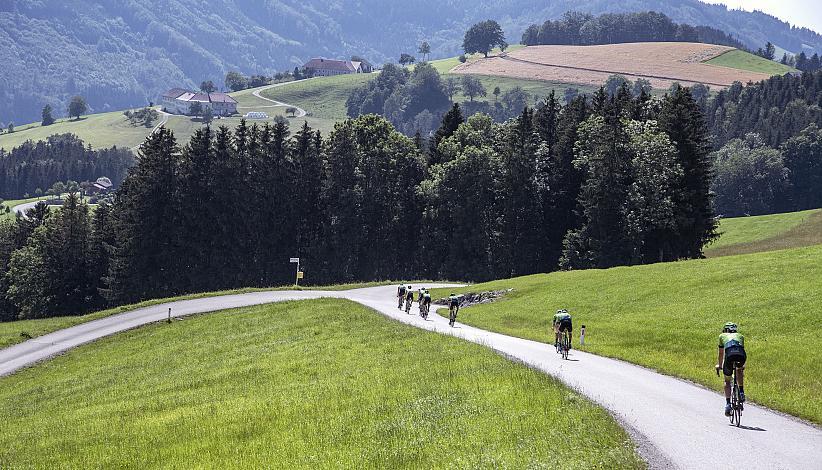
[706, 209, 822, 257]
[432, 245, 822, 424]
[705, 49, 796, 75]
[0, 196, 43, 221]
[0, 299, 641, 468]
[0, 111, 157, 151]
[260, 74, 373, 121]
[0, 281, 433, 349]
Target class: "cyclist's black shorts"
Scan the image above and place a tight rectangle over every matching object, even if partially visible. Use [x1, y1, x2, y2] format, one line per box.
[558, 318, 572, 333]
[723, 345, 746, 377]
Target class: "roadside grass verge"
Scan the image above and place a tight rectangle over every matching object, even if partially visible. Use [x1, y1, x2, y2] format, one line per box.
[0, 281, 429, 349]
[0, 299, 642, 468]
[705, 49, 796, 75]
[432, 245, 822, 424]
[706, 209, 822, 257]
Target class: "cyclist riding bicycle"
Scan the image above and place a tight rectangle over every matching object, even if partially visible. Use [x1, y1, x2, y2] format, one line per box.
[405, 286, 414, 313]
[448, 293, 460, 326]
[553, 309, 573, 352]
[716, 322, 746, 416]
[421, 289, 432, 316]
[397, 284, 407, 309]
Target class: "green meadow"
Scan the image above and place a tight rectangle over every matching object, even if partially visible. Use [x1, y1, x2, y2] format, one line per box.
[433, 245, 822, 423]
[0, 299, 641, 468]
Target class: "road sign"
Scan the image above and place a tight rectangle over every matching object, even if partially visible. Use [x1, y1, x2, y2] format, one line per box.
[297, 271, 304, 279]
[289, 258, 300, 263]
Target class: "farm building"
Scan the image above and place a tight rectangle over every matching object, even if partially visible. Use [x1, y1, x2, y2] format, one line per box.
[303, 58, 373, 76]
[161, 88, 238, 116]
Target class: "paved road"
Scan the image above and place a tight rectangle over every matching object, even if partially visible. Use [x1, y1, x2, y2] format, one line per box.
[1, 285, 820, 468]
[251, 81, 307, 117]
[11, 200, 41, 217]
[129, 110, 171, 151]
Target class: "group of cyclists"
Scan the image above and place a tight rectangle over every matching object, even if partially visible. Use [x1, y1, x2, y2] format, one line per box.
[395, 283, 748, 418]
[549, 309, 747, 416]
[396, 284, 461, 326]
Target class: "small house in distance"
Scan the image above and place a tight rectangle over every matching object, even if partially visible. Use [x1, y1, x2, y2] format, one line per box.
[161, 88, 238, 116]
[86, 177, 113, 195]
[302, 58, 373, 76]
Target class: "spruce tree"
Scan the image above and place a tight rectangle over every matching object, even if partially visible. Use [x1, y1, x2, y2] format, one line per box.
[657, 86, 717, 258]
[110, 127, 180, 302]
[429, 103, 465, 165]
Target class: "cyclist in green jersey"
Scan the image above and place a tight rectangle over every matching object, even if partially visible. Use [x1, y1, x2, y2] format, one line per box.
[716, 322, 747, 416]
[552, 309, 573, 351]
[421, 289, 432, 316]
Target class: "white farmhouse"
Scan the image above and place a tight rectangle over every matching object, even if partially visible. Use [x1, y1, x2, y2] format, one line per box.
[161, 88, 238, 116]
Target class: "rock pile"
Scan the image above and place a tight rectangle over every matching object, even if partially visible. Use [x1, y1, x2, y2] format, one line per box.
[434, 289, 513, 307]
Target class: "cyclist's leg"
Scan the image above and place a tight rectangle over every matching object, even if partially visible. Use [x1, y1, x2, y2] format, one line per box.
[722, 360, 733, 399]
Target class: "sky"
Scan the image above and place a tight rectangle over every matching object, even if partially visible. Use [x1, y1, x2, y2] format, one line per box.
[702, 0, 822, 33]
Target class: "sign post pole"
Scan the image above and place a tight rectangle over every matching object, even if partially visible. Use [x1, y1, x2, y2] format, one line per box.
[290, 258, 300, 286]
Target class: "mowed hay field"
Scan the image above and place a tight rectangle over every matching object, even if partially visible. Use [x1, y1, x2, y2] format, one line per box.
[452, 42, 781, 89]
[0, 299, 642, 468]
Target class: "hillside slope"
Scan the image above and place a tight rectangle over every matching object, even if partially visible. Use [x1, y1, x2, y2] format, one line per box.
[433, 244, 822, 423]
[1, 0, 819, 125]
[452, 43, 787, 89]
[0, 299, 641, 467]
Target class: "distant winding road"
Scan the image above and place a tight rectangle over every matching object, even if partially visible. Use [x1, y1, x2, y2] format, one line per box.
[248, 81, 307, 117]
[1, 285, 820, 468]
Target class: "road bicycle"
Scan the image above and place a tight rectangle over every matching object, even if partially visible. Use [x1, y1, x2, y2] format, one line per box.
[405, 296, 413, 314]
[449, 304, 458, 326]
[419, 301, 429, 319]
[717, 364, 743, 426]
[559, 329, 571, 360]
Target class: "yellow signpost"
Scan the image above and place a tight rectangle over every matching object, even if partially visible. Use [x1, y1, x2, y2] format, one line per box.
[297, 271, 304, 280]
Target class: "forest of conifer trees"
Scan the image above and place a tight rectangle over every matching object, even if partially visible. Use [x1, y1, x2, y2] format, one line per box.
[0, 85, 720, 321]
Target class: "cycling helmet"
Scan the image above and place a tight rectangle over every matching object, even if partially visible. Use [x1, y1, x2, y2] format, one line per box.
[450, 293, 456, 296]
[723, 322, 738, 333]
[556, 308, 568, 315]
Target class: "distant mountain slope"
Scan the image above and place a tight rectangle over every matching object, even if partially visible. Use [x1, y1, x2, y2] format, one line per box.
[0, 0, 820, 125]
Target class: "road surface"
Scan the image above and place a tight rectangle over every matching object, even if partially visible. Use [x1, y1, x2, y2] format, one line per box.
[251, 81, 307, 117]
[1, 285, 819, 469]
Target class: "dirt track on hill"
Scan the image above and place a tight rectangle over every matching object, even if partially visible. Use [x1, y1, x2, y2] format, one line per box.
[451, 42, 774, 89]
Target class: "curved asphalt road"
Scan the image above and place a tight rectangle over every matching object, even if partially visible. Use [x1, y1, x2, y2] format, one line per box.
[251, 81, 308, 117]
[1, 285, 820, 468]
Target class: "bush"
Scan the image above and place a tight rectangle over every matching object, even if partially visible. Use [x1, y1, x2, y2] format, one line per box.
[458, 54, 467, 63]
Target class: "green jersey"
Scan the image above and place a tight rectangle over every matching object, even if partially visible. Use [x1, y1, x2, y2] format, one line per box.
[718, 332, 744, 350]
[553, 312, 571, 325]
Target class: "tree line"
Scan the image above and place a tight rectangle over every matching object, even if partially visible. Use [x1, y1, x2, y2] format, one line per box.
[346, 62, 536, 138]
[0, 134, 134, 200]
[704, 71, 822, 149]
[521, 11, 747, 50]
[0, 85, 716, 321]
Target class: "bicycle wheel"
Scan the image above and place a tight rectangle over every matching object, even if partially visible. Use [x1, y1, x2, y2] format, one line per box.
[562, 333, 569, 360]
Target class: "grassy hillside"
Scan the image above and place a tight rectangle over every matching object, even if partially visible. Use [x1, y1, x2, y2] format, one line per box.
[706, 209, 822, 257]
[0, 111, 157, 151]
[261, 52, 597, 128]
[432, 245, 822, 424]
[0, 299, 641, 468]
[705, 49, 796, 75]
